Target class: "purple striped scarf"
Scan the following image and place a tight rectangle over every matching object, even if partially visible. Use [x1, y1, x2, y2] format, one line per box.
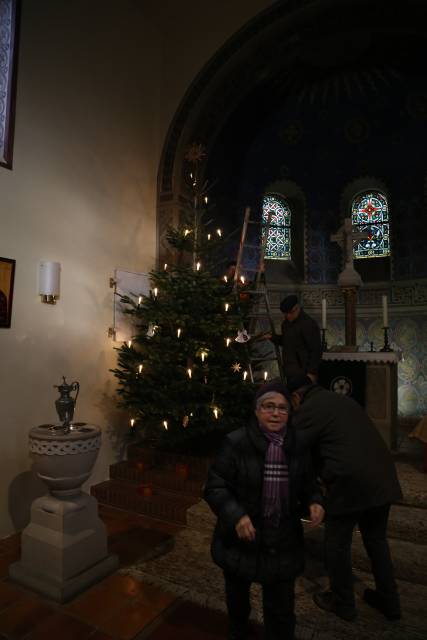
[259, 425, 289, 525]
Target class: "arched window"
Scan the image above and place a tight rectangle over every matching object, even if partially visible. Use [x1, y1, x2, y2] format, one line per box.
[351, 191, 390, 259]
[262, 195, 291, 260]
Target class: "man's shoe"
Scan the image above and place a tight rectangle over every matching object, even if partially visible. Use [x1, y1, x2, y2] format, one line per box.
[363, 588, 401, 621]
[313, 590, 358, 622]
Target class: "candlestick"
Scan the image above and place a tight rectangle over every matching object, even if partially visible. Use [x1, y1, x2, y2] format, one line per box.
[321, 298, 327, 329]
[321, 328, 328, 352]
[382, 295, 389, 327]
[380, 327, 393, 352]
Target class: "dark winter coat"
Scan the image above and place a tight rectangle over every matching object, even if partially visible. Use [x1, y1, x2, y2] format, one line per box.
[292, 385, 402, 515]
[272, 309, 322, 379]
[203, 420, 323, 584]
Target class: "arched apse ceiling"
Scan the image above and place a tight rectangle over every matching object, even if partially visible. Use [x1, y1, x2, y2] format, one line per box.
[157, 0, 427, 263]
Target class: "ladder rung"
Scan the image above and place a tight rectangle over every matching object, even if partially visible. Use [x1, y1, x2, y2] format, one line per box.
[250, 357, 279, 363]
[248, 219, 261, 225]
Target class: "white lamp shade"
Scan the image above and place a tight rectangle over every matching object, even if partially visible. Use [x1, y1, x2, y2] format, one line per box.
[39, 261, 61, 296]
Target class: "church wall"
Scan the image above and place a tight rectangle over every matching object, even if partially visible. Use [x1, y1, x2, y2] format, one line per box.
[0, 0, 271, 536]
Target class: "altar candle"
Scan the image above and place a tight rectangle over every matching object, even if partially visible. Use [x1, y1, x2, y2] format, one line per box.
[321, 298, 327, 329]
[382, 295, 389, 327]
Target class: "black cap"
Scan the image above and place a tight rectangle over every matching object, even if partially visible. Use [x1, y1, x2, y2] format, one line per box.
[255, 380, 292, 406]
[286, 375, 313, 393]
[280, 294, 298, 313]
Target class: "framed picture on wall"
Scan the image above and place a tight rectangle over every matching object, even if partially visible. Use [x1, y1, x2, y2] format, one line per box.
[0, 0, 21, 169]
[0, 257, 16, 328]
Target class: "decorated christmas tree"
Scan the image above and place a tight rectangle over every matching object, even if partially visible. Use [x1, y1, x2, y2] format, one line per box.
[111, 144, 255, 454]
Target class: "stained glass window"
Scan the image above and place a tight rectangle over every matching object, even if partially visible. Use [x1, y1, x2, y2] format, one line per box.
[351, 191, 390, 259]
[262, 195, 291, 260]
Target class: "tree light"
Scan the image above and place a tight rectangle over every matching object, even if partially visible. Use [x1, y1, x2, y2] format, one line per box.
[163, 420, 168, 430]
[138, 364, 143, 373]
[153, 287, 158, 298]
[138, 296, 142, 304]
[187, 368, 192, 379]
[225, 303, 229, 312]
[177, 328, 182, 338]
[223, 275, 228, 283]
[207, 233, 211, 240]
[196, 261, 201, 271]
[226, 338, 231, 347]
[201, 351, 207, 362]
[264, 371, 268, 381]
[240, 275, 245, 284]
[216, 229, 222, 237]
[213, 408, 219, 419]
[184, 229, 190, 236]
[130, 418, 135, 427]
[243, 371, 248, 381]
[204, 196, 208, 204]
[164, 263, 168, 270]
[127, 340, 132, 348]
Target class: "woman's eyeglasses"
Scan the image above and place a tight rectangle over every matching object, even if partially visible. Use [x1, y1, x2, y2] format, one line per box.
[260, 402, 289, 415]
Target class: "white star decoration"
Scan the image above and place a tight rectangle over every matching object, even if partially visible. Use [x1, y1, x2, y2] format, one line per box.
[231, 362, 242, 373]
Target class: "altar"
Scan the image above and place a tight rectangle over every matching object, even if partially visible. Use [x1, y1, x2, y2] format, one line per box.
[321, 351, 401, 449]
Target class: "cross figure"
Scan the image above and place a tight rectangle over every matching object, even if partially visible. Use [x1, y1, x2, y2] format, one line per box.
[331, 218, 370, 270]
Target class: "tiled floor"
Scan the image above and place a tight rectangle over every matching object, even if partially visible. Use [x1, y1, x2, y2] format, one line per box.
[0, 506, 232, 640]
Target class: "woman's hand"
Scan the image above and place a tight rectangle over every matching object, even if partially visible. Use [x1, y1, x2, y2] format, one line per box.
[235, 515, 256, 541]
[308, 503, 325, 528]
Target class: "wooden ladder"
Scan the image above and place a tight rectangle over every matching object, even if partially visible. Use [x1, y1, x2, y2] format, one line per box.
[232, 207, 284, 383]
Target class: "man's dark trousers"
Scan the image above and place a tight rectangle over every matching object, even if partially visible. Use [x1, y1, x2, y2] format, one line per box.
[324, 504, 400, 613]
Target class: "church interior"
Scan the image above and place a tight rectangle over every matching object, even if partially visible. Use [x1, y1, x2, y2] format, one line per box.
[0, 0, 426, 638]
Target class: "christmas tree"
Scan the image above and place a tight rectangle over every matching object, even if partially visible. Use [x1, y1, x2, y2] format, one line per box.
[111, 144, 255, 454]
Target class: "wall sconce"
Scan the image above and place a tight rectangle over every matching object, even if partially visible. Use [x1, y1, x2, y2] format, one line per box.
[39, 261, 61, 304]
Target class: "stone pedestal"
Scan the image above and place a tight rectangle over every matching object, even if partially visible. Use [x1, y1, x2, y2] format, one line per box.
[9, 423, 118, 602]
[9, 493, 117, 602]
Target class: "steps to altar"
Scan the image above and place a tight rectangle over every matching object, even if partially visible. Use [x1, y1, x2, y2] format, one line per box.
[91, 445, 212, 524]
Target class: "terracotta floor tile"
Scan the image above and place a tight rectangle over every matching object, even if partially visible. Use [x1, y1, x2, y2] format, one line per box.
[0, 581, 27, 612]
[65, 585, 130, 627]
[95, 573, 155, 599]
[96, 591, 176, 640]
[23, 610, 95, 640]
[0, 597, 55, 639]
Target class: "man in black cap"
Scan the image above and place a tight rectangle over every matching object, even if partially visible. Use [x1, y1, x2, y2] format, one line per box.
[267, 294, 322, 382]
[287, 376, 402, 623]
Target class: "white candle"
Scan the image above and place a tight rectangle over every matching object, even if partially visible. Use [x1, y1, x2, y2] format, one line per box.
[153, 287, 158, 298]
[225, 303, 229, 312]
[177, 328, 181, 338]
[130, 418, 135, 427]
[196, 261, 201, 271]
[321, 298, 327, 330]
[226, 338, 231, 347]
[264, 371, 268, 381]
[187, 368, 192, 379]
[216, 229, 222, 237]
[163, 420, 168, 430]
[243, 371, 248, 381]
[138, 364, 143, 373]
[382, 295, 389, 327]
[213, 408, 218, 419]
[201, 352, 206, 362]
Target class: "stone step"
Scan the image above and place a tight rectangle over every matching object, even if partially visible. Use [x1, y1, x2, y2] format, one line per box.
[91, 480, 198, 524]
[127, 444, 214, 477]
[110, 461, 205, 498]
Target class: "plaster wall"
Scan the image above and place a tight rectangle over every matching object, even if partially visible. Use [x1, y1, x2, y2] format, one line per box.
[0, 0, 271, 536]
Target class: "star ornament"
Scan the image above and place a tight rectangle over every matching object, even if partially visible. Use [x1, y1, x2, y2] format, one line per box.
[231, 362, 242, 373]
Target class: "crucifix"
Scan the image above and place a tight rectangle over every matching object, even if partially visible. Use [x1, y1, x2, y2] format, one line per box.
[330, 218, 370, 348]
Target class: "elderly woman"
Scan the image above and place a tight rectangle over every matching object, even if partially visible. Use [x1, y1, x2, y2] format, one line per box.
[204, 381, 324, 640]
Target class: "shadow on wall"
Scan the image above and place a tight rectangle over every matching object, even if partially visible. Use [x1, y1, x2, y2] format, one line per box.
[8, 469, 46, 531]
[97, 379, 129, 462]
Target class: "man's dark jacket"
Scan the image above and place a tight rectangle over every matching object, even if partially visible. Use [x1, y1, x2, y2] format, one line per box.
[203, 420, 323, 584]
[272, 309, 322, 379]
[292, 386, 402, 515]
